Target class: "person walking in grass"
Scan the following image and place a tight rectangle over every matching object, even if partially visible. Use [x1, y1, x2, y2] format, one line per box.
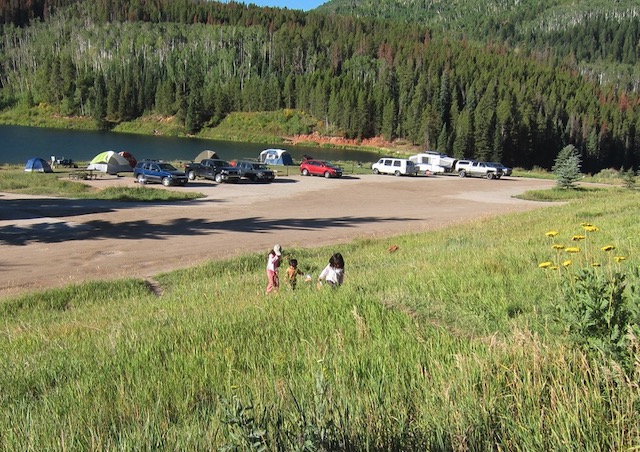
[317, 252, 345, 289]
[286, 258, 305, 290]
[266, 244, 283, 294]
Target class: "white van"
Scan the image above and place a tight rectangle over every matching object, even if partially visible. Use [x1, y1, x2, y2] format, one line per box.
[372, 158, 419, 176]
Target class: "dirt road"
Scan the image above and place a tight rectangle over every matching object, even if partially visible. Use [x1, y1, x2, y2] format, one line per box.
[0, 173, 555, 299]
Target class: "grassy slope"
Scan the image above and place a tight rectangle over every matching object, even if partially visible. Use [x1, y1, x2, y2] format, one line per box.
[1, 188, 639, 449]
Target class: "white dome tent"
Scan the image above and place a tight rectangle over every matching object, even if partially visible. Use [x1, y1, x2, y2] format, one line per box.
[87, 151, 133, 175]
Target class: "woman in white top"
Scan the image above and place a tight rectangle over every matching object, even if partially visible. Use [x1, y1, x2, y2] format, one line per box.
[318, 253, 344, 288]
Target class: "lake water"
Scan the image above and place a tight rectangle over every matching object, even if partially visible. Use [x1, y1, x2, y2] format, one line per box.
[0, 125, 382, 165]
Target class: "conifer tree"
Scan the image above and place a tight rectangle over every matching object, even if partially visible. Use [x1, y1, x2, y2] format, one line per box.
[553, 144, 582, 189]
[92, 75, 108, 130]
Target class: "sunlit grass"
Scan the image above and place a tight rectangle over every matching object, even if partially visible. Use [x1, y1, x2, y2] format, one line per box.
[0, 170, 204, 201]
[1, 187, 639, 449]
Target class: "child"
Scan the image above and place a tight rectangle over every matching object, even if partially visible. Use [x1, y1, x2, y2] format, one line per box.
[317, 252, 345, 288]
[286, 258, 305, 290]
[266, 244, 283, 294]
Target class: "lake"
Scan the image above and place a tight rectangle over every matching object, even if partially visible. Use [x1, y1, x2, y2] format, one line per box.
[0, 125, 383, 166]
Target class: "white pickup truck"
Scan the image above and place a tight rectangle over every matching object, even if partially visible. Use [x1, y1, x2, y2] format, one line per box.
[455, 160, 503, 179]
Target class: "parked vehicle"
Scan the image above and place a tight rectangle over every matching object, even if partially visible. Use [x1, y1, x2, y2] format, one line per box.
[184, 158, 241, 183]
[372, 158, 419, 176]
[455, 160, 503, 179]
[408, 152, 456, 175]
[300, 159, 343, 178]
[134, 160, 189, 186]
[234, 160, 276, 182]
[487, 162, 512, 176]
[54, 157, 78, 168]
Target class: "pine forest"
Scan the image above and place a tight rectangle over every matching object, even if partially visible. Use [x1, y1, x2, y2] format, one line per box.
[1, 0, 640, 172]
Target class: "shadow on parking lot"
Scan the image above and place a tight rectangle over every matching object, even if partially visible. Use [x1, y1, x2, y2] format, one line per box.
[0, 197, 218, 222]
[0, 214, 418, 246]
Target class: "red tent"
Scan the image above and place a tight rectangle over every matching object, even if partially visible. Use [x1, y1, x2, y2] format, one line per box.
[119, 151, 137, 168]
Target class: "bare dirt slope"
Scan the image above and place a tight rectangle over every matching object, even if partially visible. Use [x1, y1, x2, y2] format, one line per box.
[0, 173, 555, 299]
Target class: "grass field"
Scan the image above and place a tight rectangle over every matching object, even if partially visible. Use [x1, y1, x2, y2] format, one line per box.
[1, 184, 639, 449]
[0, 169, 205, 201]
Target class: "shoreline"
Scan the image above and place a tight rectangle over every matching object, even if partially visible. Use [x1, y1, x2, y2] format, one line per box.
[0, 109, 421, 158]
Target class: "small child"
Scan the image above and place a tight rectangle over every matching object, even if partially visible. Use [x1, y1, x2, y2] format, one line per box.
[317, 252, 345, 289]
[286, 258, 305, 290]
[266, 244, 283, 294]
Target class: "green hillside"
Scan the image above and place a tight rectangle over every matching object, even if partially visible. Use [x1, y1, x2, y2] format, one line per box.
[318, 0, 640, 88]
[0, 0, 639, 172]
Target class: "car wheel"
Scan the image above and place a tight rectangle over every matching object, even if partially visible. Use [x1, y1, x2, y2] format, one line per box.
[373, 168, 380, 174]
[214, 173, 223, 183]
[487, 172, 495, 180]
[458, 170, 466, 178]
[324, 171, 331, 178]
[394, 170, 401, 176]
[187, 170, 196, 181]
[137, 174, 146, 184]
[162, 177, 171, 187]
[302, 168, 309, 176]
[496, 175, 502, 179]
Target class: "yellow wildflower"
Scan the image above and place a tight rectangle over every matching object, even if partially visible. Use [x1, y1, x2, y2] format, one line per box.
[562, 259, 572, 266]
[614, 256, 626, 263]
[601, 245, 615, 252]
[592, 263, 601, 267]
[572, 235, 586, 241]
[538, 262, 552, 268]
[583, 225, 599, 232]
[552, 244, 565, 250]
[550, 266, 558, 270]
[580, 222, 592, 227]
[565, 247, 580, 253]
[545, 231, 559, 237]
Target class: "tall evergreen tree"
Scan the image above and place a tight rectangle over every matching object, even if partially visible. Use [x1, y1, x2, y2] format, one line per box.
[92, 74, 108, 130]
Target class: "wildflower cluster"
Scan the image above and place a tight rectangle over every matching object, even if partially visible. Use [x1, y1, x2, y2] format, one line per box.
[539, 223, 625, 271]
[538, 223, 639, 374]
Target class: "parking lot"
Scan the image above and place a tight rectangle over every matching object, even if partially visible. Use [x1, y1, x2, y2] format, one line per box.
[0, 173, 555, 298]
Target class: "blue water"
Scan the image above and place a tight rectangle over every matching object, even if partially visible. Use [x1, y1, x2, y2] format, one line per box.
[0, 125, 380, 165]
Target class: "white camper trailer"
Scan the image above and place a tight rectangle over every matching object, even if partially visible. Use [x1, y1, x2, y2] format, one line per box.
[408, 151, 457, 175]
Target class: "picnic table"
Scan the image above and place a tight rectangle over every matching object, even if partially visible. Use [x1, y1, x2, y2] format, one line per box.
[68, 169, 98, 180]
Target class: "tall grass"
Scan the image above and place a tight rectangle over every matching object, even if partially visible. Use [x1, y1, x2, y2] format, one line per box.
[1, 189, 639, 449]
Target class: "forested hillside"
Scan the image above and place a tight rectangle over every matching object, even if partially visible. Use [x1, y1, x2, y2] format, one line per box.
[319, 0, 640, 91]
[0, 0, 639, 171]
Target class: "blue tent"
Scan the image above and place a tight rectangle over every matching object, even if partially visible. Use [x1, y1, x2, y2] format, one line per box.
[24, 157, 53, 173]
[259, 149, 294, 165]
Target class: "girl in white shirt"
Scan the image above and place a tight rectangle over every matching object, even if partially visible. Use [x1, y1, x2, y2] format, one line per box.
[318, 253, 345, 288]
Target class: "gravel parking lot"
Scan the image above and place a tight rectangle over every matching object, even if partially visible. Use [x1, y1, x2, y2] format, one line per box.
[0, 173, 555, 299]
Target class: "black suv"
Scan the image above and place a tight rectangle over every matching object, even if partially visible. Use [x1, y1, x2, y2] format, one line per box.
[134, 160, 189, 186]
[234, 160, 276, 182]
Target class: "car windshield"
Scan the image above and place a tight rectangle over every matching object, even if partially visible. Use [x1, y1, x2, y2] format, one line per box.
[323, 161, 339, 168]
[158, 163, 177, 171]
[251, 163, 268, 169]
